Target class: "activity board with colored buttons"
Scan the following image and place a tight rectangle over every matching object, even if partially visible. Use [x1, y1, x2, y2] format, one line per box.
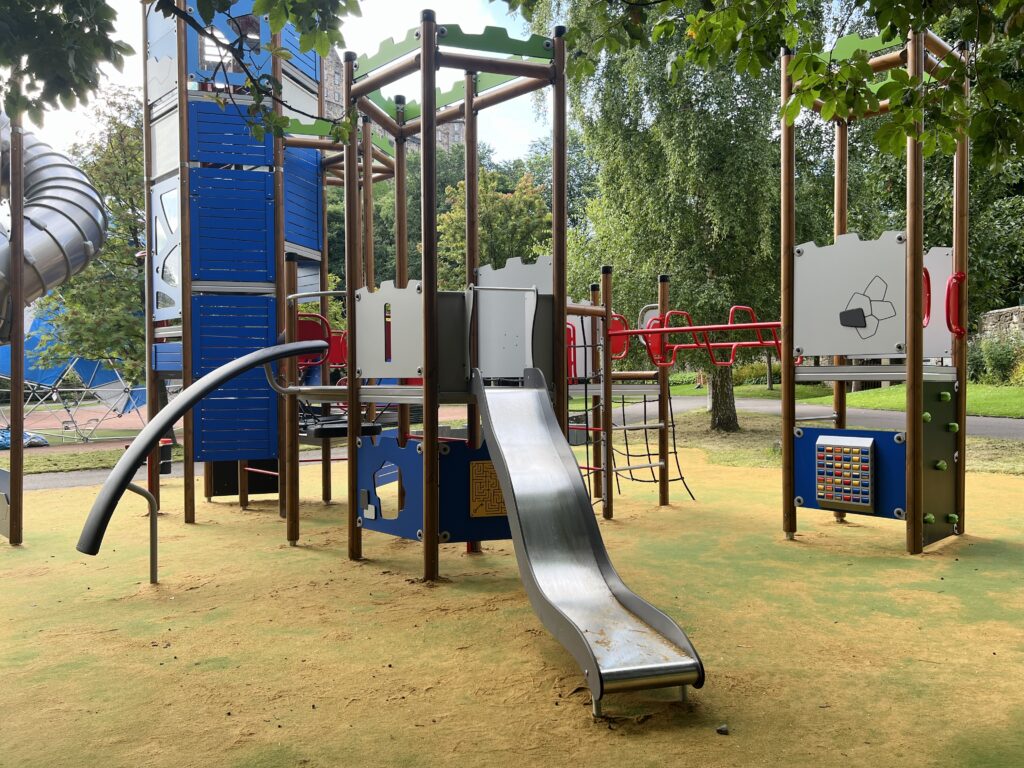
[814, 435, 875, 514]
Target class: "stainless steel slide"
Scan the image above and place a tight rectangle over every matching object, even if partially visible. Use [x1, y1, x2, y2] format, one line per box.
[0, 113, 107, 341]
[472, 368, 704, 715]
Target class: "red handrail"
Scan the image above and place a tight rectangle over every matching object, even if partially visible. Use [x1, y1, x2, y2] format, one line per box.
[922, 268, 931, 328]
[945, 271, 967, 338]
[297, 313, 332, 370]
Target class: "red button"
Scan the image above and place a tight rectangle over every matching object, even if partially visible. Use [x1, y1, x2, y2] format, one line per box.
[844, 495, 852, 501]
[825, 494, 833, 500]
[843, 479, 851, 486]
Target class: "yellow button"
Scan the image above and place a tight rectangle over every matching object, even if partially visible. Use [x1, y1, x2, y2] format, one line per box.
[844, 472, 851, 478]
[853, 481, 860, 487]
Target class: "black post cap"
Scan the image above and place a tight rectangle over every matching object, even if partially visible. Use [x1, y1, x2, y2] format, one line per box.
[659, 274, 670, 283]
[601, 265, 612, 274]
[421, 9, 436, 22]
[590, 283, 599, 292]
[344, 51, 357, 62]
[554, 25, 567, 37]
[394, 94, 406, 105]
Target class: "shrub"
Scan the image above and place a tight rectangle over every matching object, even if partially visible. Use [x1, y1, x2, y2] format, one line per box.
[1011, 358, 1024, 388]
[980, 334, 1023, 384]
[967, 338, 987, 383]
[732, 360, 781, 386]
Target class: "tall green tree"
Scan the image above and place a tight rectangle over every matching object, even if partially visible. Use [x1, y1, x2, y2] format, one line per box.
[34, 87, 147, 383]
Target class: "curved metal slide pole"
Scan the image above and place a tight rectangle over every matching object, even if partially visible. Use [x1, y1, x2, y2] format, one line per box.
[77, 341, 327, 556]
[472, 368, 703, 712]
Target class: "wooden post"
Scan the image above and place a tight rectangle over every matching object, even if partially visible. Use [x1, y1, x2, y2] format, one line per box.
[905, 31, 926, 554]
[7, 114, 25, 545]
[601, 265, 614, 520]
[832, 119, 849, 523]
[420, 10, 441, 581]
[780, 49, 797, 540]
[952, 49, 970, 534]
[343, 50, 363, 561]
[590, 282, 602, 500]
[319, 63, 332, 504]
[657, 274, 670, 506]
[464, 71, 482, 555]
[361, 116, 375, 291]
[176, 5, 196, 524]
[551, 26, 568, 434]
[395, 96, 410, 455]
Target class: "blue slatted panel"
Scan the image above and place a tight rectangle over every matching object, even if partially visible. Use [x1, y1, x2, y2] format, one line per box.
[189, 168, 275, 282]
[185, 0, 271, 87]
[283, 147, 323, 251]
[188, 102, 273, 165]
[152, 342, 183, 373]
[280, 25, 320, 82]
[191, 295, 278, 461]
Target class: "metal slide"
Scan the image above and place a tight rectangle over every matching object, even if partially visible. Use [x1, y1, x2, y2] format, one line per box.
[472, 368, 704, 715]
[0, 113, 107, 341]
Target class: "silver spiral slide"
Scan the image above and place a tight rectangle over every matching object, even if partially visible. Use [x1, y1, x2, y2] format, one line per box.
[472, 369, 704, 715]
[0, 113, 107, 341]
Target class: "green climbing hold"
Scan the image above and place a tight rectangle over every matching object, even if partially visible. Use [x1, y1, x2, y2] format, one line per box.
[923, 412, 932, 423]
[924, 513, 936, 524]
[946, 514, 960, 524]
[946, 422, 960, 433]
[934, 460, 949, 471]
[939, 391, 952, 402]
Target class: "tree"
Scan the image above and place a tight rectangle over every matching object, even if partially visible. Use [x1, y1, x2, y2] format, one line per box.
[513, 0, 1024, 171]
[437, 170, 551, 290]
[33, 87, 147, 383]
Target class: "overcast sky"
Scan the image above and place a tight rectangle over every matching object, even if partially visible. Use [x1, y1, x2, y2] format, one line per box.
[30, 0, 552, 161]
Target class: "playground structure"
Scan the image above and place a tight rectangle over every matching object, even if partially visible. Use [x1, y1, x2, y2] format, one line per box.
[0, 111, 109, 541]
[781, 30, 969, 553]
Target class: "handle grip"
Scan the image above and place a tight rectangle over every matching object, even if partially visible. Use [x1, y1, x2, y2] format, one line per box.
[922, 268, 931, 328]
[945, 271, 967, 338]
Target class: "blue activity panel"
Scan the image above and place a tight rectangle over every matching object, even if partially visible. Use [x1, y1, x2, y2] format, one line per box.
[191, 295, 278, 461]
[794, 427, 906, 520]
[188, 101, 273, 166]
[185, 0, 271, 88]
[358, 430, 513, 543]
[283, 147, 323, 251]
[280, 24, 321, 82]
[189, 168, 275, 282]
[152, 342, 183, 374]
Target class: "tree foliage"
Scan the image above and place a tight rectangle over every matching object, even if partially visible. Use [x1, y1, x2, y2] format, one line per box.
[34, 87, 147, 383]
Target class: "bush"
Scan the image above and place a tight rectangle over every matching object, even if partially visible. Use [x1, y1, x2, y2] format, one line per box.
[732, 360, 781, 386]
[967, 338, 987, 383]
[979, 334, 1023, 384]
[1011, 359, 1024, 387]
[669, 371, 696, 385]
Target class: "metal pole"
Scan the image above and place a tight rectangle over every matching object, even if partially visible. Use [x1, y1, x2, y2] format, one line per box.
[780, 48, 797, 540]
[657, 274, 670, 506]
[343, 50, 363, 561]
[421, 9, 441, 581]
[952, 48, 970, 534]
[905, 30, 926, 555]
[464, 71, 482, 555]
[319, 58, 332, 504]
[590, 282, 602, 500]
[395, 96, 410, 454]
[361, 116, 375, 291]
[176, 4, 196, 524]
[551, 26, 569, 434]
[8, 114, 24, 545]
[601, 265, 614, 520]
[141, 1, 161, 510]
[832, 119, 849, 523]
[127, 482, 159, 584]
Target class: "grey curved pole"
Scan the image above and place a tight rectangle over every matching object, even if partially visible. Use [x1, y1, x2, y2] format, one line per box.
[0, 112, 107, 341]
[77, 340, 327, 556]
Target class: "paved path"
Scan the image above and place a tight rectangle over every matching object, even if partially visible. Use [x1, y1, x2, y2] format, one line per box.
[671, 395, 1024, 439]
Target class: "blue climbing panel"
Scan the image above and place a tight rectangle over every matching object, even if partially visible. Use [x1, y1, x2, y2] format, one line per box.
[191, 295, 278, 461]
[152, 342, 183, 373]
[188, 101, 273, 166]
[283, 147, 323, 252]
[189, 168, 274, 282]
[280, 24, 321, 83]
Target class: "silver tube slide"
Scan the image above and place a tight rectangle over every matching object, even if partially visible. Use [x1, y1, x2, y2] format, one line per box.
[0, 113, 108, 341]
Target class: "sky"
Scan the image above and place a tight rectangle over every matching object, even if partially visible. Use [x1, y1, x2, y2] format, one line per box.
[30, 0, 552, 161]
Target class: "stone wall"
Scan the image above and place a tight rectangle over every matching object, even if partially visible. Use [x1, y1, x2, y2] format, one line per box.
[979, 305, 1024, 338]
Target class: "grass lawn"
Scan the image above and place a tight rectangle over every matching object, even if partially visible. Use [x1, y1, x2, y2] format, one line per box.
[803, 383, 1024, 419]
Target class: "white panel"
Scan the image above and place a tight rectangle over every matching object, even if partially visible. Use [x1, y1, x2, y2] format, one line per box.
[151, 110, 179, 179]
[354, 281, 423, 379]
[923, 246, 954, 359]
[477, 256, 551, 378]
[282, 75, 319, 123]
[566, 300, 595, 380]
[794, 231, 906, 357]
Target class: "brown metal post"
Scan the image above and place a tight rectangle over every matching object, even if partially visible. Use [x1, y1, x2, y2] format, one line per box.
[952, 53, 970, 534]
[238, 461, 249, 509]
[421, 10, 441, 581]
[343, 51, 363, 561]
[590, 282, 602, 499]
[551, 26, 569, 434]
[361, 116, 376, 291]
[176, 7, 196, 524]
[319, 60, 332, 503]
[141, 3, 161, 509]
[601, 266, 614, 520]
[831, 119, 849, 523]
[465, 72, 480, 450]
[905, 30, 926, 555]
[657, 274, 670, 506]
[7, 115, 25, 545]
[780, 49, 797, 539]
[395, 96, 411, 460]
